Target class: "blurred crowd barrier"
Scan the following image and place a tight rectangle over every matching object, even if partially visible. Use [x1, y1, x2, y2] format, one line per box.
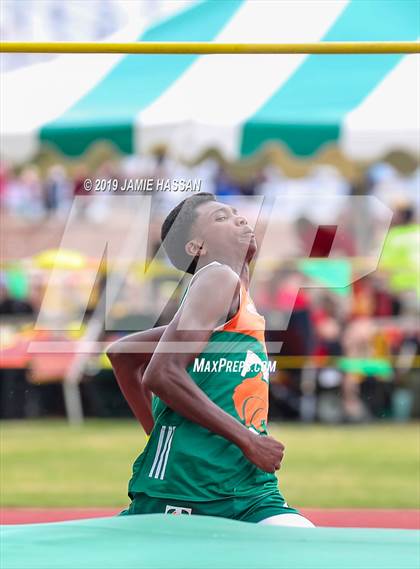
[0, 151, 419, 423]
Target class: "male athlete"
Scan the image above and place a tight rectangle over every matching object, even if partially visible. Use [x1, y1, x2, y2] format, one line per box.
[107, 193, 314, 527]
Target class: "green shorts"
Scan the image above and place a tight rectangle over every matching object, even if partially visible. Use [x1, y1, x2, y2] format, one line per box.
[119, 491, 299, 524]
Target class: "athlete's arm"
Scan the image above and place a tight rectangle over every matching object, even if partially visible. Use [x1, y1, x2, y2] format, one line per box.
[106, 326, 166, 435]
[142, 266, 285, 473]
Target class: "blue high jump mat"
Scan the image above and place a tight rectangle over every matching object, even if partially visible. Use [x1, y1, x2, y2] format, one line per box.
[1, 514, 419, 569]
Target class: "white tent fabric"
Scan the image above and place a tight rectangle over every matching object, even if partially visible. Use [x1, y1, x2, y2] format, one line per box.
[136, 1, 348, 160]
[1, 0, 419, 164]
[1, 20, 144, 161]
[341, 54, 420, 159]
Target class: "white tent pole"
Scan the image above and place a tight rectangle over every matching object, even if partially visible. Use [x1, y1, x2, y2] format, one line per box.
[62, 382, 84, 426]
[62, 316, 104, 425]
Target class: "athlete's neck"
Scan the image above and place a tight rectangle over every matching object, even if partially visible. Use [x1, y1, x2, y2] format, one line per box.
[195, 258, 250, 289]
[238, 263, 250, 290]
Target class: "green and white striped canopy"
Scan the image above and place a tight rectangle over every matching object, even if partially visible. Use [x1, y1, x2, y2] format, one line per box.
[2, 0, 419, 164]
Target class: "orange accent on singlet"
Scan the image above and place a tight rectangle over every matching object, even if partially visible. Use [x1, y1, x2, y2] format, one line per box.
[232, 372, 269, 432]
[215, 282, 266, 345]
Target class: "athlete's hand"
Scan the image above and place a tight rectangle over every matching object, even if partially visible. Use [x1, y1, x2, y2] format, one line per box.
[241, 433, 285, 473]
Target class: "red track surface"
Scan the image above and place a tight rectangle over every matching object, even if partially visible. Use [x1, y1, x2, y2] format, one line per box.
[1, 508, 419, 529]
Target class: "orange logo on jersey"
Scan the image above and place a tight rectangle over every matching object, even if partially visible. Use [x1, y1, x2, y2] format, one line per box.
[232, 372, 269, 433]
[217, 284, 266, 345]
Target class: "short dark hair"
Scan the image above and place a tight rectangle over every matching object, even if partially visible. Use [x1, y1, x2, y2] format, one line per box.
[161, 192, 216, 274]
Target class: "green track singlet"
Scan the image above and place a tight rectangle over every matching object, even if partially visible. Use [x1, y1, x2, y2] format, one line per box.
[128, 262, 279, 502]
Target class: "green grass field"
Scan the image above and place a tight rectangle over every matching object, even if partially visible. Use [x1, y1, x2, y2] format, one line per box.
[1, 420, 419, 509]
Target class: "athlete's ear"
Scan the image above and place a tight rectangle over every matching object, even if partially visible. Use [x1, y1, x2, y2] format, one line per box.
[185, 239, 206, 258]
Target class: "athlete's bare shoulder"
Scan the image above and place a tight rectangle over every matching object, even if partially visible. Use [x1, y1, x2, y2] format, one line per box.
[194, 263, 239, 286]
[192, 264, 240, 301]
[178, 264, 241, 330]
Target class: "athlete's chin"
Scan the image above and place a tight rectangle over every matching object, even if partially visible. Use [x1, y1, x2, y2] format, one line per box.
[237, 236, 257, 262]
[246, 240, 258, 259]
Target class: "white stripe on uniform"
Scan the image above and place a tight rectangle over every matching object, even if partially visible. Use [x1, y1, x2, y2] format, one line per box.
[158, 426, 176, 480]
[154, 426, 175, 480]
[148, 425, 167, 478]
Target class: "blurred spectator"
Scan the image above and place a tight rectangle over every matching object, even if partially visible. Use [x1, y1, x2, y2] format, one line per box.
[296, 216, 355, 258]
[1, 151, 418, 422]
[263, 266, 315, 419]
[3, 166, 44, 219]
[368, 163, 419, 220]
[0, 162, 8, 208]
[43, 165, 72, 217]
[352, 275, 402, 319]
[72, 164, 92, 219]
[311, 295, 345, 422]
[341, 318, 376, 421]
[391, 202, 416, 227]
[394, 328, 420, 419]
[214, 165, 242, 197]
[296, 217, 355, 257]
[312, 294, 344, 359]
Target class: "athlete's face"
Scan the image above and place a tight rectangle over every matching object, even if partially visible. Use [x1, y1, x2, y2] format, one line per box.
[187, 200, 257, 264]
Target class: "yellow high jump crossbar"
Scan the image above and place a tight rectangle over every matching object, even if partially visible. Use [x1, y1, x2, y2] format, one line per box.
[1, 41, 419, 55]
